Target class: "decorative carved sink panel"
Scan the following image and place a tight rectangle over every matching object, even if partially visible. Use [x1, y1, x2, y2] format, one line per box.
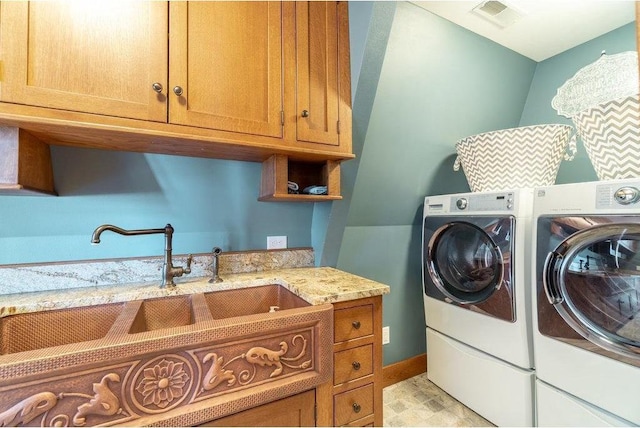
[0, 285, 333, 427]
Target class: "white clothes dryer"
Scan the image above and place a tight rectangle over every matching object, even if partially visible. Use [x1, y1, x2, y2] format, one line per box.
[422, 189, 535, 427]
[533, 179, 640, 426]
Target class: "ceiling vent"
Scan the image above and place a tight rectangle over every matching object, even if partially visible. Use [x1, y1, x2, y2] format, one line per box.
[471, 0, 523, 29]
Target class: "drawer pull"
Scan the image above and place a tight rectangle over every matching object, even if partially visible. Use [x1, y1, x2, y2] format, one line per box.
[352, 321, 361, 329]
[353, 403, 361, 413]
[352, 361, 361, 370]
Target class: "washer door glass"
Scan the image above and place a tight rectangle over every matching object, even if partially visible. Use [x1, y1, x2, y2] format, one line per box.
[544, 223, 640, 359]
[428, 222, 503, 304]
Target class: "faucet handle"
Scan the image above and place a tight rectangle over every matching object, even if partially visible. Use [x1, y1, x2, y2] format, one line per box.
[185, 254, 193, 275]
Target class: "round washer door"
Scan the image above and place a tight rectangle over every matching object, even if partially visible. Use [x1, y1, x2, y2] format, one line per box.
[544, 223, 640, 359]
[427, 221, 504, 304]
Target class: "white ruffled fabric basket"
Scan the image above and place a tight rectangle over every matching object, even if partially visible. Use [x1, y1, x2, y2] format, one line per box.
[453, 124, 577, 192]
[552, 51, 640, 181]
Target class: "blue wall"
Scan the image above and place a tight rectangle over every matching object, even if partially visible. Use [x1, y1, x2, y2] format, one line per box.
[0, 148, 315, 264]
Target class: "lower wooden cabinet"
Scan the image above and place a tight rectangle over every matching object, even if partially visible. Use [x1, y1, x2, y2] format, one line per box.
[199, 389, 316, 427]
[334, 383, 375, 426]
[317, 296, 383, 426]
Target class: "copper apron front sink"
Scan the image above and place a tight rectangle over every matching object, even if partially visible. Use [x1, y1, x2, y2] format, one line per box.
[0, 302, 127, 355]
[0, 284, 333, 427]
[203, 284, 310, 319]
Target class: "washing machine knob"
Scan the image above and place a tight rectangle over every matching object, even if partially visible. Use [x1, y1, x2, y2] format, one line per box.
[456, 198, 468, 210]
[614, 187, 640, 205]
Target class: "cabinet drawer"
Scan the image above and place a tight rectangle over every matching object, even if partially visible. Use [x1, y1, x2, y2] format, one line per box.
[334, 304, 373, 342]
[334, 383, 374, 426]
[334, 344, 373, 385]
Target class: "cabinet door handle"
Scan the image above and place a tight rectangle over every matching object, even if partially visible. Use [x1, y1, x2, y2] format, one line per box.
[352, 361, 361, 370]
[352, 403, 361, 413]
[173, 86, 184, 97]
[301, 109, 309, 118]
[151, 82, 163, 93]
[352, 321, 361, 329]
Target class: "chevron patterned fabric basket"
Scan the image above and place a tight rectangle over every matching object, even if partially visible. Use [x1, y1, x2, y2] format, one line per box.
[453, 124, 576, 192]
[572, 94, 640, 180]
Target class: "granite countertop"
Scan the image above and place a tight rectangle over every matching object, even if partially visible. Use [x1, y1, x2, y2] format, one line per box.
[0, 266, 390, 317]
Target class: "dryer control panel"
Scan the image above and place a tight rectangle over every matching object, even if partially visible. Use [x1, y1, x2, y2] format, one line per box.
[450, 192, 514, 212]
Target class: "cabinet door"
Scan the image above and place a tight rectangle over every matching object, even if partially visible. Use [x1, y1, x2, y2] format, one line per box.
[199, 390, 315, 427]
[0, 2, 168, 122]
[295, 1, 346, 147]
[169, 2, 283, 138]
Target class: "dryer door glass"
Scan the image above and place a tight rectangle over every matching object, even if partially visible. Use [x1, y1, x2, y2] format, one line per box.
[428, 222, 503, 304]
[544, 220, 640, 359]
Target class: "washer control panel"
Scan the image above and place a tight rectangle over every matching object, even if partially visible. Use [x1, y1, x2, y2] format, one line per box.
[597, 182, 640, 209]
[450, 192, 514, 212]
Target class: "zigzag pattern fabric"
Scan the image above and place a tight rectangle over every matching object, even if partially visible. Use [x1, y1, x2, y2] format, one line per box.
[572, 95, 640, 181]
[454, 124, 576, 192]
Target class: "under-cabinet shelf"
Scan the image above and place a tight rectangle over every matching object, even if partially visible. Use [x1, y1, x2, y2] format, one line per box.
[259, 154, 342, 202]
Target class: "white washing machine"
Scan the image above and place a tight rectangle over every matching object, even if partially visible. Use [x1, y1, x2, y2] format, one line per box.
[533, 179, 640, 426]
[422, 189, 535, 427]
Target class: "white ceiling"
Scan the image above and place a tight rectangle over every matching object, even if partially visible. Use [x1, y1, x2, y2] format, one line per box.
[411, 1, 636, 61]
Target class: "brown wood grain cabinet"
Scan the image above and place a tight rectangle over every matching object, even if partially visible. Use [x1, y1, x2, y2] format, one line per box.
[293, 1, 351, 150]
[199, 390, 316, 427]
[169, 2, 285, 138]
[0, 2, 169, 123]
[316, 296, 384, 427]
[262, 1, 352, 201]
[0, 1, 353, 198]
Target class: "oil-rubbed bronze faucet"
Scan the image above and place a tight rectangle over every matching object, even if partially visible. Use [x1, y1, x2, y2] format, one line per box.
[91, 223, 192, 288]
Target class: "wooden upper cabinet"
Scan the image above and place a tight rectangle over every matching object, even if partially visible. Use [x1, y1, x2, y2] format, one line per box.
[169, 2, 284, 138]
[0, 2, 168, 122]
[0, 0, 353, 174]
[293, 1, 351, 150]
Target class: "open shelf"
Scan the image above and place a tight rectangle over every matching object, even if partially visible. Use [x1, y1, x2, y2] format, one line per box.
[259, 154, 342, 202]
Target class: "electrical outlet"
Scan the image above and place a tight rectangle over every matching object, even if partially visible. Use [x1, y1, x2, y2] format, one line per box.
[267, 235, 287, 249]
[382, 326, 390, 345]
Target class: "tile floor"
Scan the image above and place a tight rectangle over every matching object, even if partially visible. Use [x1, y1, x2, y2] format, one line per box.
[383, 372, 495, 427]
